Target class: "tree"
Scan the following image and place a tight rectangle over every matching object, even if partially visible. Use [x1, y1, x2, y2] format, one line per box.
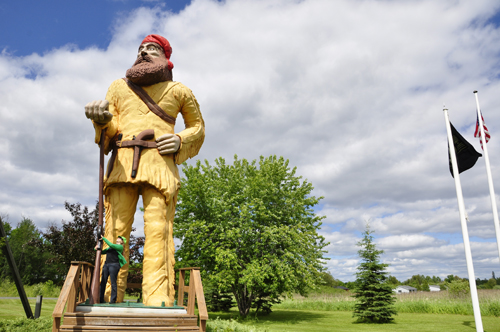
[353, 225, 396, 323]
[0, 215, 12, 262]
[320, 271, 337, 287]
[486, 278, 497, 289]
[0, 217, 58, 284]
[444, 274, 461, 284]
[431, 275, 442, 284]
[386, 275, 399, 289]
[32, 202, 99, 280]
[403, 274, 427, 289]
[174, 155, 328, 317]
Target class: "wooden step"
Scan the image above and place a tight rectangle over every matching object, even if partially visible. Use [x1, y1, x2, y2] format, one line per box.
[59, 326, 199, 331]
[63, 313, 197, 326]
[60, 312, 199, 331]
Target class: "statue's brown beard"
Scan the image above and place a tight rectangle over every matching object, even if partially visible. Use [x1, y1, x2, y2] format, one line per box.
[125, 55, 172, 86]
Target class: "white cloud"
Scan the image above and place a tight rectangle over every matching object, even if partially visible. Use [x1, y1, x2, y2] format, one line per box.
[377, 234, 448, 250]
[2, 0, 500, 281]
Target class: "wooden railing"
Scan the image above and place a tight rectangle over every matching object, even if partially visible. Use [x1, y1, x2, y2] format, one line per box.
[177, 267, 208, 332]
[52, 261, 93, 332]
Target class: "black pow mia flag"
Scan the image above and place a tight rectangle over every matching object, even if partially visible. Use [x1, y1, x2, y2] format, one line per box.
[448, 122, 482, 177]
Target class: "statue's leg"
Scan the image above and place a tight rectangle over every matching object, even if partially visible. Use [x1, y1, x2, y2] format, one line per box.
[101, 184, 139, 303]
[142, 184, 176, 306]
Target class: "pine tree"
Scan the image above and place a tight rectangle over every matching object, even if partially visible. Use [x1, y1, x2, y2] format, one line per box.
[353, 225, 397, 323]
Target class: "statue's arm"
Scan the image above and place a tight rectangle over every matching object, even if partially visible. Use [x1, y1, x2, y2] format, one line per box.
[84, 82, 120, 153]
[155, 84, 204, 161]
[172, 86, 205, 164]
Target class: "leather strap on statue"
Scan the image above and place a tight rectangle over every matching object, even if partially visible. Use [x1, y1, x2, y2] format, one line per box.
[106, 134, 121, 179]
[107, 129, 157, 178]
[122, 78, 176, 125]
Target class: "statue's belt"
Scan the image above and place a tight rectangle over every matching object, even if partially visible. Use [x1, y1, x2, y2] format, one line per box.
[118, 139, 157, 149]
[108, 129, 157, 179]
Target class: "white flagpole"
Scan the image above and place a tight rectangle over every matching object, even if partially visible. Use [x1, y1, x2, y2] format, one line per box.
[443, 107, 483, 332]
[473, 90, 500, 263]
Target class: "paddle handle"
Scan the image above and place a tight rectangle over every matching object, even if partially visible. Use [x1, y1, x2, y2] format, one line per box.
[89, 128, 107, 304]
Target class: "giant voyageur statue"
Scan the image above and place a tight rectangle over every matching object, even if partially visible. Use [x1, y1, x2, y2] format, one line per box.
[84, 34, 205, 306]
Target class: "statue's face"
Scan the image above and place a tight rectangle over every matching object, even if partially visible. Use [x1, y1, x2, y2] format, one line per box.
[137, 42, 164, 59]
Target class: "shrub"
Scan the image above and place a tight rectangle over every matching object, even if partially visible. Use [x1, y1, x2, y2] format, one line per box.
[0, 280, 61, 298]
[0, 279, 18, 297]
[42, 280, 59, 297]
[207, 317, 263, 331]
[204, 282, 235, 313]
[447, 280, 470, 298]
[486, 301, 500, 317]
[0, 317, 52, 332]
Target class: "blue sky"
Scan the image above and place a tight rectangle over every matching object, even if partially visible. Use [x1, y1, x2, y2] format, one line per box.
[0, 1, 193, 56]
[2, 0, 500, 282]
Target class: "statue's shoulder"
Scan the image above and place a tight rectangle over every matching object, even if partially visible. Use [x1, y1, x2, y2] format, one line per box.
[170, 81, 197, 97]
[159, 81, 194, 97]
[107, 78, 128, 92]
[169, 81, 189, 91]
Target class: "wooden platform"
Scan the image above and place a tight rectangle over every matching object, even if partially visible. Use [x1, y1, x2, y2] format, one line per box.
[53, 263, 207, 332]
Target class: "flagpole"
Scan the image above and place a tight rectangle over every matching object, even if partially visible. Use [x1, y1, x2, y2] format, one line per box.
[473, 90, 500, 263]
[444, 107, 483, 332]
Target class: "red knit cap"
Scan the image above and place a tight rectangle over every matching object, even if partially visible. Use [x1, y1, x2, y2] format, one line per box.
[141, 34, 174, 70]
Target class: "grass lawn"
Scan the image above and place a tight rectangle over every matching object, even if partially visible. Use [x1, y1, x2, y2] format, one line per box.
[0, 295, 139, 321]
[0, 299, 58, 320]
[211, 310, 500, 332]
[2, 298, 500, 332]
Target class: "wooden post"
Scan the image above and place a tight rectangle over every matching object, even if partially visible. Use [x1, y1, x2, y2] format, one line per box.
[67, 263, 80, 313]
[176, 267, 207, 332]
[52, 317, 60, 332]
[53, 263, 80, 330]
[187, 274, 196, 315]
[192, 269, 208, 332]
[81, 264, 90, 301]
[178, 270, 185, 307]
[35, 295, 43, 319]
[0, 219, 34, 319]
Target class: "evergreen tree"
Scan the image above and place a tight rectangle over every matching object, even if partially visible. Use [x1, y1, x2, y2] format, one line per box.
[353, 225, 397, 323]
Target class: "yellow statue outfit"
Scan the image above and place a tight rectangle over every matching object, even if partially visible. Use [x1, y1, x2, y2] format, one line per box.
[93, 78, 204, 305]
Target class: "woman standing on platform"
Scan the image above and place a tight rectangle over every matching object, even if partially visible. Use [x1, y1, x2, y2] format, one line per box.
[94, 236, 127, 303]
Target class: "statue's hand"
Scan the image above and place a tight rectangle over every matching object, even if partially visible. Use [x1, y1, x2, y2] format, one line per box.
[156, 134, 180, 155]
[84, 100, 113, 124]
